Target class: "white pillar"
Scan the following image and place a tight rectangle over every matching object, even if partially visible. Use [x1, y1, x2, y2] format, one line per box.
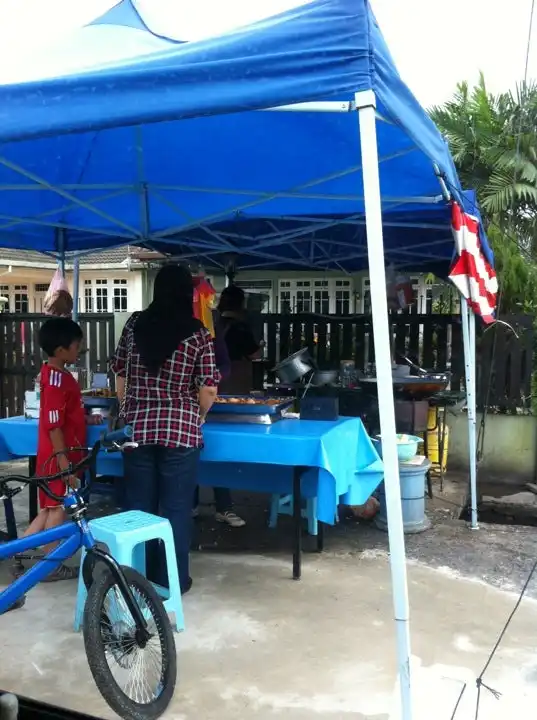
[461, 297, 478, 528]
[356, 90, 414, 720]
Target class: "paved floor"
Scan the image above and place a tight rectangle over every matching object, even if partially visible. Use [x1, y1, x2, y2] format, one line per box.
[1, 469, 537, 719]
[2, 550, 537, 720]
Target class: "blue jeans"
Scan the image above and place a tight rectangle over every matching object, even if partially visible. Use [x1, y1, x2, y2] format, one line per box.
[123, 444, 200, 593]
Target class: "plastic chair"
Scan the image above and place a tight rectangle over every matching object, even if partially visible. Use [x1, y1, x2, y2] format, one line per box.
[268, 494, 318, 536]
[74, 510, 184, 633]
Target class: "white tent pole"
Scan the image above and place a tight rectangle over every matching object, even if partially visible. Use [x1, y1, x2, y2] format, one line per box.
[355, 90, 413, 720]
[72, 255, 80, 322]
[56, 228, 66, 277]
[461, 296, 478, 528]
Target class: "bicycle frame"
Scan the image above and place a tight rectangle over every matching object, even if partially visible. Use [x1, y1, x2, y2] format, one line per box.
[0, 490, 151, 639]
[0, 518, 89, 614]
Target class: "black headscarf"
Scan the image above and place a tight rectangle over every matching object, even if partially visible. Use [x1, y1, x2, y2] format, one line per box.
[134, 265, 202, 374]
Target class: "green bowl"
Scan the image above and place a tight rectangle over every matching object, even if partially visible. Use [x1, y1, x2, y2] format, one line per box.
[374, 434, 424, 462]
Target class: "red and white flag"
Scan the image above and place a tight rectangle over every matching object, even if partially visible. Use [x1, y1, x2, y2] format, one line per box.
[449, 202, 498, 323]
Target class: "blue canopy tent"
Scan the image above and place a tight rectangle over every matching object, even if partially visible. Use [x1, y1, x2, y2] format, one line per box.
[0, 1, 491, 716]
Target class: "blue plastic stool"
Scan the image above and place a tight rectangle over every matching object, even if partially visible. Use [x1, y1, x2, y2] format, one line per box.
[268, 494, 318, 536]
[74, 510, 184, 633]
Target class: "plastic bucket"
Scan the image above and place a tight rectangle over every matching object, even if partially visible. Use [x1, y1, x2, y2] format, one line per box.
[418, 408, 450, 471]
[375, 458, 432, 534]
[426, 425, 449, 471]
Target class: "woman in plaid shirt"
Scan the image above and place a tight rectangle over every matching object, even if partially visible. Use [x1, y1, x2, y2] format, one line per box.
[111, 265, 220, 595]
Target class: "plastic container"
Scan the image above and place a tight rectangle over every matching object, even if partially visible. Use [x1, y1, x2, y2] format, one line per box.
[340, 360, 356, 387]
[418, 407, 450, 472]
[423, 425, 450, 471]
[375, 434, 423, 462]
[375, 458, 432, 534]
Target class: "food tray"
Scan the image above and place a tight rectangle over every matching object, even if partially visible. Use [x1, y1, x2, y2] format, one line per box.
[209, 396, 293, 415]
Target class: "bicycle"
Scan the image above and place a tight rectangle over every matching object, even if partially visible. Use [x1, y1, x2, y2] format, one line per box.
[0, 426, 177, 720]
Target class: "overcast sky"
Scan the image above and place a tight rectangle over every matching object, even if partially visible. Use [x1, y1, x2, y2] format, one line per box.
[0, 0, 535, 108]
[372, 0, 537, 108]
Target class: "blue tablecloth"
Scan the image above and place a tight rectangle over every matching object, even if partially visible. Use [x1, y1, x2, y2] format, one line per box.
[0, 417, 383, 524]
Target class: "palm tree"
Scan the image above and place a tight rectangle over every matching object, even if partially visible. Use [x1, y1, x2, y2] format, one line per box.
[430, 74, 537, 237]
[429, 75, 537, 311]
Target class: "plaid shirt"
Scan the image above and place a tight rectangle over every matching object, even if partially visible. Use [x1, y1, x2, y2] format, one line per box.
[110, 314, 220, 448]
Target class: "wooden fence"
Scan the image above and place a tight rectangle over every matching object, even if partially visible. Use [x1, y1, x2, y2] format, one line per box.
[0, 314, 114, 417]
[262, 313, 534, 412]
[0, 312, 532, 417]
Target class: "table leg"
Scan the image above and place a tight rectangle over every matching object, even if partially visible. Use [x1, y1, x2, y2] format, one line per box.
[316, 521, 324, 553]
[28, 456, 37, 523]
[3, 497, 17, 539]
[292, 468, 302, 580]
[422, 431, 433, 499]
[439, 408, 447, 492]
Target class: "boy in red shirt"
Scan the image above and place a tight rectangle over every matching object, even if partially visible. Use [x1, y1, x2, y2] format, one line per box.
[12, 317, 100, 583]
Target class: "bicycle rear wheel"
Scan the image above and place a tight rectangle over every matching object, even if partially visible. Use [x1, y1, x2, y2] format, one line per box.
[83, 566, 177, 720]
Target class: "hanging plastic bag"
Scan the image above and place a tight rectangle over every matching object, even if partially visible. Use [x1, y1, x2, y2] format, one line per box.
[43, 267, 73, 317]
[386, 265, 414, 311]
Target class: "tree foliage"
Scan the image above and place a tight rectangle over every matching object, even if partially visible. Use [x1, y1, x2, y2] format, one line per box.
[430, 74, 537, 311]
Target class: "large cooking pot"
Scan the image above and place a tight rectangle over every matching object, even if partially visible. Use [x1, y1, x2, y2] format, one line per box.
[273, 347, 314, 384]
[311, 369, 339, 386]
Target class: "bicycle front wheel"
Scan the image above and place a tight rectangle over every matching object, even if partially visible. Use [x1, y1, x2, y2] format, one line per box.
[83, 566, 177, 720]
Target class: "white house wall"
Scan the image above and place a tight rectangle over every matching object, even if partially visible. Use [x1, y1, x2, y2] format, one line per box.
[0, 263, 434, 316]
[205, 270, 431, 315]
[0, 266, 139, 314]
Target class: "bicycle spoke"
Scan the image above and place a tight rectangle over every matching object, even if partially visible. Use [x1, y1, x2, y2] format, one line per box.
[99, 579, 165, 704]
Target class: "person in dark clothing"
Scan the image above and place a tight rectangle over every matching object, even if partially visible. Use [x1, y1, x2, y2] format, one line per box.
[111, 264, 220, 595]
[192, 303, 249, 528]
[212, 308, 231, 381]
[218, 284, 263, 395]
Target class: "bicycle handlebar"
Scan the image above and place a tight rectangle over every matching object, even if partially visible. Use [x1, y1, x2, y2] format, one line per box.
[101, 425, 133, 444]
[0, 424, 134, 503]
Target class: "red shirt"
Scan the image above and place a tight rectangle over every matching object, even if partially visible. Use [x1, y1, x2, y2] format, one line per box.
[36, 363, 87, 477]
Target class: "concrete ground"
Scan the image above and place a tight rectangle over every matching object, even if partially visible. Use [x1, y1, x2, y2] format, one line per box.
[1, 467, 537, 719]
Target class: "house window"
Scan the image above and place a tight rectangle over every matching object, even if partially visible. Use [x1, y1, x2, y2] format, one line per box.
[335, 279, 351, 315]
[279, 278, 355, 314]
[0, 285, 9, 313]
[294, 281, 311, 313]
[313, 280, 329, 315]
[295, 280, 311, 313]
[84, 280, 93, 313]
[279, 281, 291, 313]
[14, 285, 28, 314]
[280, 290, 291, 313]
[34, 283, 49, 313]
[95, 279, 108, 313]
[113, 279, 128, 312]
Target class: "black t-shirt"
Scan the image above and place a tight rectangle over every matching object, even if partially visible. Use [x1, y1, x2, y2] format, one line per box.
[222, 318, 259, 361]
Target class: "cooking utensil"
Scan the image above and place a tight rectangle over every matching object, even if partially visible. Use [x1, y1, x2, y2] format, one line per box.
[396, 353, 428, 376]
[310, 369, 339, 386]
[273, 347, 314, 384]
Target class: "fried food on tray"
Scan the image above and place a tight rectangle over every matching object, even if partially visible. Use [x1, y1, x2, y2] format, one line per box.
[83, 388, 115, 398]
[215, 396, 285, 406]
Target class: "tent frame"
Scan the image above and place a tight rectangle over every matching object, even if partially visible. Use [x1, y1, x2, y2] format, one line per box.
[1, 95, 480, 720]
[355, 88, 413, 719]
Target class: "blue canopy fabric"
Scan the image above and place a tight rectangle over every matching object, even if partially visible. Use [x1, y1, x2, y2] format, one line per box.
[0, 0, 493, 274]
